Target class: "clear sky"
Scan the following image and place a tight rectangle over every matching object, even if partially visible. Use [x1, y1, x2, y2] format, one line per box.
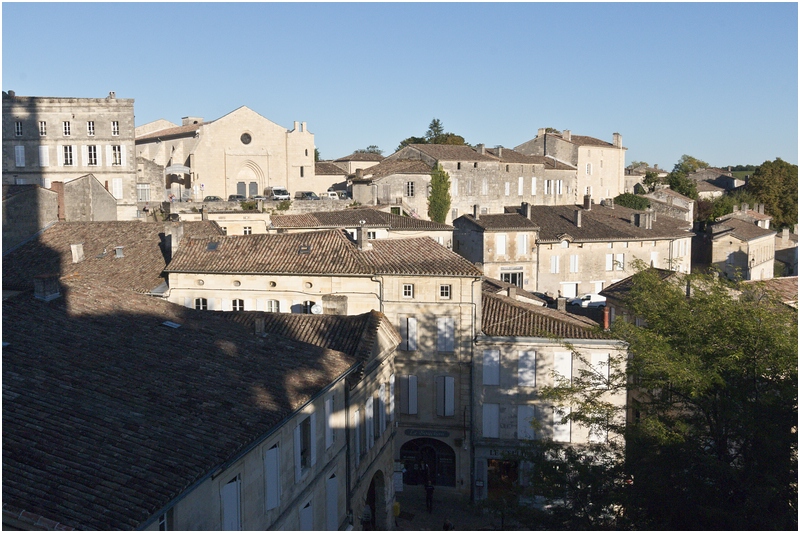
[3, 2, 797, 168]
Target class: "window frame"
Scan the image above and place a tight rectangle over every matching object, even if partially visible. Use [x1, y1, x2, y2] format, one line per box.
[195, 298, 208, 310]
[111, 120, 120, 136]
[63, 121, 71, 136]
[87, 121, 95, 136]
[232, 299, 244, 311]
[402, 283, 414, 299]
[439, 284, 451, 300]
[38, 121, 47, 136]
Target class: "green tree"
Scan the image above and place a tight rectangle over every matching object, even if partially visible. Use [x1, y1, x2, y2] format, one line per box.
[427, 164, 451, 223]
[425, 118, 444, 141]
[746, 158, 798, 228]
[544, 127, 561, 134]
[354, 145, 383, 155]
[665, 154, 707, 199]
[613, 193, 650, 210]
[396, 118, 468, 151]
[314, 148, 320, 162]
[519, 267, 797, 530]
[642, 170, 661, 192]
[396, 136, 427, 151]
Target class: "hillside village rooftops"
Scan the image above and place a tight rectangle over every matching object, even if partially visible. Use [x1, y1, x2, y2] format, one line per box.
[271, 208, 453, 231]
[2, 221, 224, 293]
[481, 291, 611, 340]
[458, 212, 540, 231]
[402, 144, 500, 162]
[484, 147, 575, 169]
[482, 277, 548, 306]
[2, 279, 388, 530]
[314, 161, 348, 175]
[711, 216, 776, 242]
[355, 159, 433, 180]
[496, 203, 693, 243]
[165, 229, 482, 277]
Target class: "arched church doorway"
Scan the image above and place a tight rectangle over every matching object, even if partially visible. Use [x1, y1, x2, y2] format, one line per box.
[399, 438, 456, 487]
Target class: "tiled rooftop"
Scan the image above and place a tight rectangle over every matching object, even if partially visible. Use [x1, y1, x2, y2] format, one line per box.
[357, 158, 432, 179]
[3, 279, 383, 530]
[481, 291, 609, 339]
[271, 208, 453, 230]
[2, 221, 224, 293]
[404, 144, 499, 162]
[335, 152, 385, 162]
[495, 203, 692, 242]
[458, 212, 540, 231]
[712, 217, 776, 241]
[315, 161, 348, 175]
[165, 229, 481, 277]
[135, 122, 203, 142]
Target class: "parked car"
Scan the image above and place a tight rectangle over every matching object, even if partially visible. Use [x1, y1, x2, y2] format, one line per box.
[321, 191, 339, 200]
[568, 293, 607, 308]
[336, 191, 350, 200]
[533, 292, 557, 307]
[294, 191, 320, 200]
[264, 187, 290, 201]
[251, 195, 268, 201]
[228, 194, 247, 201]
[203, 195, 223, 202]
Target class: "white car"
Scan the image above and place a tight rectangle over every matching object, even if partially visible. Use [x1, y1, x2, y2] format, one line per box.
[568, 293, 606, 308]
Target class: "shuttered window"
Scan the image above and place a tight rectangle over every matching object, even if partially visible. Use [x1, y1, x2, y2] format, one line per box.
[553, 406, 571, 442]
[554, 352, 572, 383]
[436, 376, 455, 417]
[483, 349, 500, 386]
[496, 234, 507, 256]
[38, 146, 49, 167]
[264, 444, 280, 510]
[399, 375, 417, 415]
[221, 476, 241, 531]
[518, 405, 536, 440]
[518, 350, 536, 387]
[14, 146, 24, 167]
[436, 317, 455, 352]
[483, 403, 499, 438]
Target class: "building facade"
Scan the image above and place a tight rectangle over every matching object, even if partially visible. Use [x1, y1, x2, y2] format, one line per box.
[2, 90, 137, 219]
[514, 129, 627, 201]
[135, 107, 319, 202]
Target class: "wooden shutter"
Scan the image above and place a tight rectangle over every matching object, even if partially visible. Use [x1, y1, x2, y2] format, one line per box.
[121, 144, 127, 167]
[606, 253, 614, 271]
[39, 146, 49, 167]
[14, 146, 24, 167]
[590, 353, 610, 388]
[437, 317, 454, 352]
[436, 376, 455, 416]
[299, 500, 313, 531]
[553, 406, 571, 443]
[221, 477, 241, 531]
[554, 352, 572, 383]
[309, 412, 317, 466]
[496, 234, 506, 256]
[483, 403, 499, 438]
[325, 396, 334, 449]
[388, 374, 395, 422]
[365, 396, 373, 451]
[407, 317, 417, 351]
[294, 422, 303, 481]
[326, 474, 338, 531]
[379, 383, 386, 433]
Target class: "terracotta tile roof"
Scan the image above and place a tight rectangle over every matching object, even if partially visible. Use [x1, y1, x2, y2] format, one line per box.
[271, 208, 453, 231]
[695, 180, 726, 193]
[335, 152, 385, 162]
[3, 280, 369, 530]
[2, 221, 223, 292]
[358, 158, 432, 180]
[165, 229, 481, 277]
[458, 212, 540, 231]
[484, 148, 574, 169]
[494, 204, 692, 243]
[600, 268, 680, 300]
[407, 144, 499, 162]
[711, 217, 776, 241]
[481, 291, 609, 339]
[315, 161, 348, 175]
[741, 276, 798, 307]
[135, 123, 204, 142]
[482, 277, 547, 305]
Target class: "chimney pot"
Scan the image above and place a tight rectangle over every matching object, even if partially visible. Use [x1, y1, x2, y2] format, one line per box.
[114, 246, 124, 258]
[583, 194, 592, 210]
[473, 204, 480, 220]
[34, 274, 61, 301]
[574, 209, 582, 228]
[255, 317, 265, 335]
[70, 243, 85, 263]
[507, 286, 516, 299]
[537, 128, 545, 137]
[557, 297, 567, 312]
[613, 132, 622, 148]
[563, 130, 571, 141]
[477, 144, 485, 155]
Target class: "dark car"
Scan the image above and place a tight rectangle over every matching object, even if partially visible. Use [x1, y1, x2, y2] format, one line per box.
[203, 195, 223, 202]
[294, 191, 320, 200]
[228, 194, 247, 201]
[533, 292, 557, 307]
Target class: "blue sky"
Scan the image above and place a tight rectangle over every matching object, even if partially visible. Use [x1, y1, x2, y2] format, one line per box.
[3, 2, 797, 168]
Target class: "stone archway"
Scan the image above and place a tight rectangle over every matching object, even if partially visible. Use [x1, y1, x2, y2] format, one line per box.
[400, 438, 456, 487]
[364, 469, 386, 531]
[232, 160, 266, 198]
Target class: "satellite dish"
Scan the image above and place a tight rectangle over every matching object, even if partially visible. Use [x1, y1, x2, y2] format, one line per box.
[310, 304, 323, 315]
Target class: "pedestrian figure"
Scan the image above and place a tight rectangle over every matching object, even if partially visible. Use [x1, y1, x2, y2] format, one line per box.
[425, 480, 435, 513]
[393, 500, 401, 527]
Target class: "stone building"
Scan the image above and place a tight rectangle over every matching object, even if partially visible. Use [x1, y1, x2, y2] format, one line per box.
[514, 129, 627, 201]
[643, 187, 695, 223]
[473, 288, 627, 501]
[162, 227, 484, 496]
[774, 225, 798, 276]
[2, 90, 137, 219]
[351, 144, 577, 225]
[333, 151, 385, 174]
[706, 205, 776, 281]
[135, 107, 319, 202]
[1, 184, 58, 252]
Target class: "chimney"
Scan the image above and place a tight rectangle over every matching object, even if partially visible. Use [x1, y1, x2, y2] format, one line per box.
[563, 130, 571, 141]
[742, 202, 749, 212]
[537, 128, 545, 137]
[583, 194, 592, 210]
[70, 243, 85, 263]
[782, 227, 789, 239]
[322, 294, 348, 315]
[613, 132, 622, 148]
[356, 222, 372, 251]
[758, 203, 764, 214]
[114, 246, 124, 258]
[557, 297, 567, 312]
[654, 164, 659, 170]
[607, 197, 615, 209]
[255, 317, 265, 335]
[355, 168, 363, 179]
[164, 221, 184, 262]
[574, 209, 582, 228]
[477, 143, 485, 155]
[473, 204, 480, 220]
[603, 306, 610, 330]
[507, 286, 517, 299]
[301, 121, 307, 132]
[496, 146, 503, 158]
[733, 205, 739, 213]
[794, 224, 798, 235]
[50, 181, 66, 221]
[34, 274, 61, 301]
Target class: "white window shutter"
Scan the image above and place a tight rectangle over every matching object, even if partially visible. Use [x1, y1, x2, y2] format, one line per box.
[325, 474, 338, 531]
[551, 255, 559, 274]
[105, 145, 112, 166]
[353, 409, 361, 462]
[483, 349, 500, 385]
[444, 376, 455, 416]
[531, 177, 537, 195]
[81, 145, 88, 167]
[184, 297, 192, 308]
[606, 253, 614, 271]
[325, 397, 333, 449]
[590, 353, 610, 388]
[518, 405, 535, 440]
[221, 477, 241, 531]
[294, 423, 302, 482]
[121, 144, 127, 167]
[309, 412, 317, 466]
[554, 352, 572, 382]
[409, 375, 418, 414]
[483, 403, 499, 438]
[553, 406, 571, 442]
[496, 234, 506, 256]
[112, 178, 123, 199]
[265, 445, 280, 510]
[388, 374, 395, 422]
[57, 145, 64, 166]
[365, 397, 373, 450]
[407, 317, 417, 351]
[615, 253, 624, 271]
[437, 317, 454, 352]
[300, 501, 313, 531]
[518, 350, 536, 387]
[379, 383, 386, 433]
[39, 146, 49, 167]
[15, 146, 25, 167]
